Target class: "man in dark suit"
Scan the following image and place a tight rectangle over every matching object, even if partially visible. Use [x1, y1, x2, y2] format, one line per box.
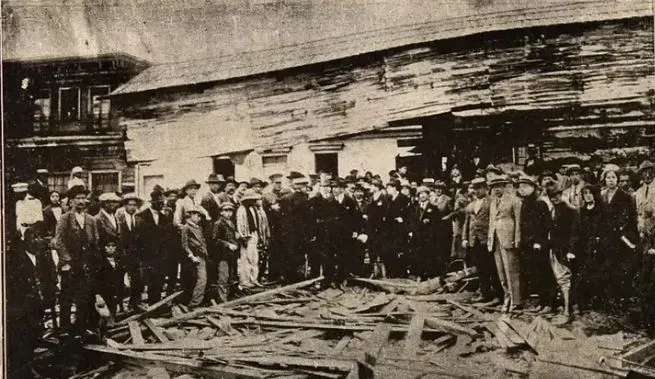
[326, 179, 361, 288]
[136, 190, 174, 304]
[383, 181, 411, 277]
[410, 186, 442, 279]
[307, 181, 332, 281]
[201, 174, 225, 223]
[31, 168, 50, 204]
[546, 185, 579, 324]
[55, 185, 101, 337]
[463, 178, 500, 304]
[285, 172, 312, 282]
[118, 193, 145, 311]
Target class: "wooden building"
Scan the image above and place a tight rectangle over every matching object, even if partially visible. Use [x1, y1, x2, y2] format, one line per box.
[108, 1, 654, 193]
[3, 53, 149, 194]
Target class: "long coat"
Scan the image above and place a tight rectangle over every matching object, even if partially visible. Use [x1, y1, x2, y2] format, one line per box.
[519, 195, 550, 251]
[135, 209, 173, 264]
[547, 202, 579, 260]
[383, 193, 411, 255]
[487, 194, 522, 252]
[201, 192, 223, 224]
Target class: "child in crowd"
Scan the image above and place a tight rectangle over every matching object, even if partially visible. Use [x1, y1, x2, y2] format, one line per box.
[212, 203, 240, 302]
[181, 206, 208, 308]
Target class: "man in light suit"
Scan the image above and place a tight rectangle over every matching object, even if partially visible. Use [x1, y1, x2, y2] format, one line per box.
[55, 185, 101, 338]
[463, 178, 501, 305]
[487, 175, 523, 312]
[635, 160, 655, 245]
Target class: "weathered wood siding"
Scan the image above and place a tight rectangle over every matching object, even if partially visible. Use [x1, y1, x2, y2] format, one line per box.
[116, 18, 654, 162]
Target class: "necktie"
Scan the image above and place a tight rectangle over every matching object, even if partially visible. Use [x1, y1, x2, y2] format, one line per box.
[646, 185, 649, 200]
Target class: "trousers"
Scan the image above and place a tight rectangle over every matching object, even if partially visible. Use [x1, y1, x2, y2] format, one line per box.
[189, 257, 206, 308]
[468, 243, 502, 300]
[493, 234, 523, 306]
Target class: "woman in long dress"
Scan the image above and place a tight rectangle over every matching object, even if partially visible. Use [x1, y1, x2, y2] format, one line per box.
[576, 183, 604, 310]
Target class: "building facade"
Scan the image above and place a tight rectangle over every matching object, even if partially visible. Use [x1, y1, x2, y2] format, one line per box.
[4, 53, 149, 194]
[109, 2, 654, 192]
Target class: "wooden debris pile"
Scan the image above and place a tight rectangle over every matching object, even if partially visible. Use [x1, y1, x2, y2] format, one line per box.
[84, 276, 653, 378]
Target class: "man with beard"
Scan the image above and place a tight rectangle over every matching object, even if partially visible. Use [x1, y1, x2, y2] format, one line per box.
[383, 181, 411, 277]
[516, 175, 553, 313]
[220, 178, 240, 219]
[201, 174, 226, 222]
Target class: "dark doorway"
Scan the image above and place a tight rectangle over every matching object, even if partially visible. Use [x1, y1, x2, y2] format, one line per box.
[315, 153, 338, 177]
[213, 156, 235, 179]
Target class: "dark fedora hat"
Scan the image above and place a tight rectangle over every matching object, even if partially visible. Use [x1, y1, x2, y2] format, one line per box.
[206, 173, 225, 184]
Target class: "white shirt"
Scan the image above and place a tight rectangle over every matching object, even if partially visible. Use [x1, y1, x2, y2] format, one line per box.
[25, 251, 37, 266]
[150, 208, 160, 225]
[74, 212, 85, 229]
[335, 193, 345, 204]
[16, 195, 43, 229]
[107, 257, 116, 268]
[52, 206, 63, 221]
[101, 209, 117, 230]
[473, 197, 484, 214]
[125, 212, 135, 231]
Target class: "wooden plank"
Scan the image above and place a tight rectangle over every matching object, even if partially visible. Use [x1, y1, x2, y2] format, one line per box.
[119, 291, 183, 325]
[424, 317, 477, 337]
[206, 315, 240, 336]
[622, 340, 655, 365]
[403, 313, 425, 357]
[232, 355, 354, 372]
[361, 324, 392, 366]
[84, 345, 269, 379]
[446, 300, 491, 320]
[220, 276, 324, 307]
[245, 319, 443, 334]
[497, 318, 526, 346]
[333, 336, 352, 355]
[142, 318, 169, 343]
[379, 296, 401, 315]
[352, 293, 390, 313]
[127, 321, 145, 345]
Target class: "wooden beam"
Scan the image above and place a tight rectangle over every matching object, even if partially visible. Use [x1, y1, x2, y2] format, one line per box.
[424, 317, 477, 337]
[403, 313, 425, 357]
[333, 336, 352, 355]
[119, 290, 183, 325]
[622, 340, 655, 366]
[244, 319, 443, 334]
[362, 324, 392, 366]
[220, 276, 324, 307]
[142, 318, 169, 343]
[84, 345, 268, 379]
[127, 321, 145, 345]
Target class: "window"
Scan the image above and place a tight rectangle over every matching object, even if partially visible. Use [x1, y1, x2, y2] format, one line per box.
[262, 154, 288, 175]
[33, 89, 51, 132]
[47, 173, 70, 195]
[89, 85, 111, 130]
[59, 87, 80, 121]
[315, 153, 339, 177]
[90, 171, 121, 193]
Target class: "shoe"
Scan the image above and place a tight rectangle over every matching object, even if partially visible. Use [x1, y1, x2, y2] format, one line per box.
[470, 294, 486, 303]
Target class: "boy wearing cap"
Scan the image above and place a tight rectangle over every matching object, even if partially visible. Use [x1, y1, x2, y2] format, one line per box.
[181, 206, 208, 308]
[212, 202, 240, 302]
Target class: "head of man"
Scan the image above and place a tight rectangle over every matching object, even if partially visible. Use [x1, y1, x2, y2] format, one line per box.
[398, 166, 408, 177]
[417, 187, 430, 203]
[188, 210, 203, 225]
[293, 177, 309, 193]
[150, 190, 165, 211]
[24, 226, 47, 252]
[225, 181, 237, 195]
[471, 179, 487, 198]
[400, 184, 411, 197]
[238, 181, 249, 192]
[270, 174, 284, 192]
[640, 161, 655, 184]
[101, 196, 120, 214]
[220, 204, 235, 219]
[353, 185, 365, 200]
[489, 178, 506, 198]
[319, 184, 332, 198]
[618, 171, 632, 192]
[568, 165, 582, 185]
[547, 186, 563, 206]
[68, 186, 88, 212]
[184, 180, 200, 199]
[165, 190, 178, 207]
[386, 182, 400, 197]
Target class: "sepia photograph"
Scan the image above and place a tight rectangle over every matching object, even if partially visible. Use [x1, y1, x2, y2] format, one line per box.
[2, 0, 655, 377]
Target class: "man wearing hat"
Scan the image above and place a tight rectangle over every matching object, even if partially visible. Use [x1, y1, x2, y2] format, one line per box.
[463, 178, 501, 305]
[544, 185, 579, 324]
[262, 173, 287, 281]
[250, 177, 265, 194]
[55, 185, 100, 337]
[284, 171, 312, 282]
[487, 175, 523, 312]
[135, 190, 175, 305]
[516, 175, 553, 313]
[117, 193, 145, 311]
[324, 178, 360, 288]
[15, 183, 44, 234]
[635, 160, 655, 245]
[201, 174, 226, 223]
[95, 193, 122, 255]
[561, 164, 586, 210]
[174, 179, 210, 227]
[31, 168, 50, 204]
[430, 180, 453, 259]
[410, 186, 442, 279]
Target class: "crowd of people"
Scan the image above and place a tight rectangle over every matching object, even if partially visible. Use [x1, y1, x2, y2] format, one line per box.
[7, 151, 655, 376]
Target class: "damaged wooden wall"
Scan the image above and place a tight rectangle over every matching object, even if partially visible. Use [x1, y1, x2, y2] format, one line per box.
[115, 17, 654, 163]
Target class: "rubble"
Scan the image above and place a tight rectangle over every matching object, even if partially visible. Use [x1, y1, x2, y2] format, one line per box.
[64, 274, 655, 378]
